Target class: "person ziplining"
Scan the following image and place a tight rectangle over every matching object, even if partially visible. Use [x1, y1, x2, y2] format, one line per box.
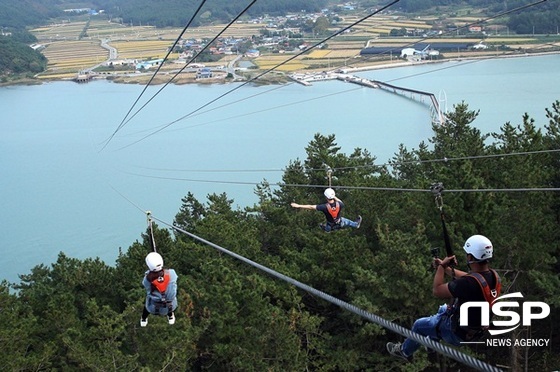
[140, 252, 179, 327]
[387, 184, 501, 363]
[140, 212, 179, 327]
[291, 187, 362, 232]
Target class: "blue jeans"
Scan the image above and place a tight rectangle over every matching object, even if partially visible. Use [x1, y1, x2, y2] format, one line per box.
[323, 217, 358, 231]
[401, 304, 464, 357]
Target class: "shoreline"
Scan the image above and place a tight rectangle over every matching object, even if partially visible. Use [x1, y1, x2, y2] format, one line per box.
[2, 50, 559, 88]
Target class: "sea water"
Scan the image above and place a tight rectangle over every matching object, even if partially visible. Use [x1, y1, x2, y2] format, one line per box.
[1, 54, 559, 283]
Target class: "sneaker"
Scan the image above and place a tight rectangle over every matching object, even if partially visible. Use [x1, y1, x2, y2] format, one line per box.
[386, 342, 412, 363]
[140, 318, 148, 327]
[168, 312, 175, 325]
[356, 215, 362, 229]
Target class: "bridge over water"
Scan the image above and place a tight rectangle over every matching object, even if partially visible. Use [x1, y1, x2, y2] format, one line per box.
[337, 74, 447, 125]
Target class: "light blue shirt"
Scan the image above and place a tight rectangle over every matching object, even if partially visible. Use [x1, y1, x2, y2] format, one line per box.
[142, 269, 178, 315]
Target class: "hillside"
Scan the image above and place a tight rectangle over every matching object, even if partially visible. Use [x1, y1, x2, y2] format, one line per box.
[0, 35, 47, 81]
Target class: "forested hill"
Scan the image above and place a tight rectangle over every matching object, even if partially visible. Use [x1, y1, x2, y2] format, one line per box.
[92, 0, 329, 27]
[0, 35, 47, 80]
[0, 0, 63, 29]
[1, 0, 558, 32]
[1, 102, 559, 370]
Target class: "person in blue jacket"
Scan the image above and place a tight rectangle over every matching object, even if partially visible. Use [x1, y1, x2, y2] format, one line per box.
[140, 252, 178, 327]
[291, 188, 362, 232]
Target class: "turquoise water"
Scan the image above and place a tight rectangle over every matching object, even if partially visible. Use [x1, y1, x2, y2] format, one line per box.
[1, 54, 559, 283]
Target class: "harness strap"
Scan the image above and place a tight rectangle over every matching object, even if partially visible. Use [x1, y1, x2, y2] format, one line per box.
[326, 201, 341, 222]
[465, 269, 501, 303]
[450, 270, 502, 341]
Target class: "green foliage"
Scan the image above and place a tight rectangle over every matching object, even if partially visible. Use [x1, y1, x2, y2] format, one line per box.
[0, 35, 47, 76]
[0, 0, 63, 29]
[92, 0, 329, 27]
[4, 101, 560, 369]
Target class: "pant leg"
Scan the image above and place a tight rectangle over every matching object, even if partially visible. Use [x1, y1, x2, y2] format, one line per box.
[339, 217, 358, 228]
[438, 314, 464, 346]
[401, 305, 447, 357]
[141, 306, 150, 320]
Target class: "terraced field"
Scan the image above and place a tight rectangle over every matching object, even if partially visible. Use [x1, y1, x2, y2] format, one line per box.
[28, 16, 551, 81]
[37, 40, 107, 79]
[110, 40, 172, 60]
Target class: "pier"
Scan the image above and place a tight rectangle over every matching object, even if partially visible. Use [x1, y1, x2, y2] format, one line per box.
[74, 71, 93, 83]
[337, 74, 446, 125]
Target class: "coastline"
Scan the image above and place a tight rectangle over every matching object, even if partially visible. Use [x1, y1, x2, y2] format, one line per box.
[2, 50, 559, 88]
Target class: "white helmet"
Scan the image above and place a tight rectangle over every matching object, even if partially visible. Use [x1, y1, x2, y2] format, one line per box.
[145, 252, 164, 272]
[324, 188, 336, 199]
[463, 235, 493, 261]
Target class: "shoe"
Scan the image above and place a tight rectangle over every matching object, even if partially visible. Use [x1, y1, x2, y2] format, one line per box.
[386, 342, 412, 362]
[140, 318, 148, 327]
[168, 312, 175, 325]
[356, 215, 362, 229]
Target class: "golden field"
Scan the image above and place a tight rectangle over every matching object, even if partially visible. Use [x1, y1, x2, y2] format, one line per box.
[29, 17, 549, 80]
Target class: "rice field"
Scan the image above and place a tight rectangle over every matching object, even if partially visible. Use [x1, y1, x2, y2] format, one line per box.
[31, 21, 89, 40]
[253, 55, 307, 71]
[306, 50, 331, 58]
[38, 40, 107, 78]
[27, 15, 545, 80]
[109, 40, 173, 60]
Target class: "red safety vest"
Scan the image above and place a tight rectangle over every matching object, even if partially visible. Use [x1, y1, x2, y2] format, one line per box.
[326, 201, 341, 222]
[150, 270, 171, 293]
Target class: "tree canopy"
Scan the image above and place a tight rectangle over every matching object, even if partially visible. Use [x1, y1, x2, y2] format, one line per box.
[2, 100, 559, 370]
[0, 35, 47, 78]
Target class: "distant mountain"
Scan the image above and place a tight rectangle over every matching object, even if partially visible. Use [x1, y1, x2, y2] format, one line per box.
[90, 0, 331, 27]
[0, 0, 64, 29]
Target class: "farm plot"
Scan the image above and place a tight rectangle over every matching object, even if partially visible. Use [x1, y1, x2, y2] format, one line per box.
[253, 55, 307, 71]
[31, 21, 88, 41]
[109, 40, 174, 60]
[181, 22, 266, 39]
[38, 40, 107, 78]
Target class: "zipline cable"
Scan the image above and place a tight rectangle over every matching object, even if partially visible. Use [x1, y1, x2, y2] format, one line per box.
[113, 169, 560, 192]
[150, 214, 502, 372]
[115, 0, 401, 150]
[116, 82, 357, 138]
[123, 148, 560, 174]
[103, 0, 209, 150]
[112, 0, 258, 140]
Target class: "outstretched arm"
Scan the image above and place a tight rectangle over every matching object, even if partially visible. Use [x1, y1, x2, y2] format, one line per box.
[291, 202, 317, 210]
